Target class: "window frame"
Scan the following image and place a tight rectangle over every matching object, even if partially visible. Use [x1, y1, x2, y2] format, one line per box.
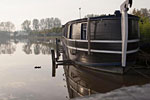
[81, 23, 87, 40]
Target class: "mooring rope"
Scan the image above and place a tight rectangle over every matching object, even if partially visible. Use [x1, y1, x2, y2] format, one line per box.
[131, 67, 150, 79]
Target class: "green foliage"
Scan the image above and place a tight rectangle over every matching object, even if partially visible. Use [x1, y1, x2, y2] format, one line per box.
[139, 17, 150, 37]
[132, 8, 150, 41]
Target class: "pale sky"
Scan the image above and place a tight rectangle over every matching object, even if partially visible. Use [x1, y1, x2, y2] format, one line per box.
[0, 0, 149, 30]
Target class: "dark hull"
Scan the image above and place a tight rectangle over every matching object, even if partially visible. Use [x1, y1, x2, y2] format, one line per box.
[62, 13, 139, 74]
[62, 37, 139, 74]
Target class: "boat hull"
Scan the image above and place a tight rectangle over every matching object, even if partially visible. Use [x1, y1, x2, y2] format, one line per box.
[62, 13, 139, 74]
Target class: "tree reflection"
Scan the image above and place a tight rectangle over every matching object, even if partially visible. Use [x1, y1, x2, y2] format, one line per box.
[22, 38, 56, 55]
[0, 31, 16, 54]
[23, 42, 32, 54]
[0, 42, 16, 55]
[0, 36, 56, 55]
[34, 44, 40, 55]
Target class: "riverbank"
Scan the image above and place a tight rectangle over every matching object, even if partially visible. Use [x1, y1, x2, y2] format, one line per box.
[72, 84, 150, 100]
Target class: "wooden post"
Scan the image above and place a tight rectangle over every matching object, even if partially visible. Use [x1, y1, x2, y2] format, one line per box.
[51, 49, 56, 77]
[56, 38, 59, 61]
[87, 17, 91, 55]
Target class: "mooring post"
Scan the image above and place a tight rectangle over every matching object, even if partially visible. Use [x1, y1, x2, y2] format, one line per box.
[51, 49, 56, 77]
[56, 38, 59, 61]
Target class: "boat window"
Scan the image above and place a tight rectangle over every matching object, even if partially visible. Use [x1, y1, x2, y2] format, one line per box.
[81, 23, 87, 40]
[62, 25, 65, 37]
[69, 24, 73, 39]
[65, 25, 68, 38]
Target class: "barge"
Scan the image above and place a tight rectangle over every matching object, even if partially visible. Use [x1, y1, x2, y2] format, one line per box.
[61, 0, 140, 74]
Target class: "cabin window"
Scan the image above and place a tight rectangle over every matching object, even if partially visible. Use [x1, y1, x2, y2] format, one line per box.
[69, 24, 73, 39]
[72, 23, 81, 39]
[64, 25, 68, 38]
[67, 24, 72, 39]
[81, 23, 87, 40]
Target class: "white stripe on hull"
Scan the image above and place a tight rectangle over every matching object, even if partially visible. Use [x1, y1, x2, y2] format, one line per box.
[66, 44, 139, 54]
[63, 36, 139, 43]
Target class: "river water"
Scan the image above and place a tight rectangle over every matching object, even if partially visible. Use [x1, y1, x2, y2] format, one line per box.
[0, 38, 150, 100]
[0, 38, 68, 100]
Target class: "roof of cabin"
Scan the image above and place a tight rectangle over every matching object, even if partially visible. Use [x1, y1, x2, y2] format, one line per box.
[65, 11, 139, 25]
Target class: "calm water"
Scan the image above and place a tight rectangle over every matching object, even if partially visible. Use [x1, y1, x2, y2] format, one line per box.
[64, 64, 150, 99]
[0, 39, 68, 100]
[0, 38, 150, 100]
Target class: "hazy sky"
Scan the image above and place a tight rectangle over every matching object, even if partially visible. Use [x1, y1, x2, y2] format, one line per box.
[0, 0, 149, 30]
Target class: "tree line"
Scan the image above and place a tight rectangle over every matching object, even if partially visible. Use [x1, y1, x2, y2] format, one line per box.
[21, 17, 62, 36]
[0, 21, 15, 32]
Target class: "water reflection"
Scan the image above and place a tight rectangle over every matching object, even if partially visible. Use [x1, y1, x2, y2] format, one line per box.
[0, 37, 56, 55]
[0, 43, 16, 54]
[0, 37, 16, 54]
[23, 41, 53, 55]
[0, 37, 68, 100]
[64, 64, 150, 99]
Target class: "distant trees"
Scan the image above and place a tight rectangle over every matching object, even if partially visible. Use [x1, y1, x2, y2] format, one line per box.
[39, 19, 46, 31]
[21, 20, 31, 33]
[132, 8, 150, 40]
[132, 8, 150, 18]
[53, 18, 61, 28]
[0, 21, 15, 32]
[21, 17, 62, 35]
[45, 18, 53, 29]
[32, 19, 39, 31]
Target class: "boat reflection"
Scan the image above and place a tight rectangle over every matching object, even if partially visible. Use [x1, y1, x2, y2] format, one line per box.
[63, 64, 150, 99]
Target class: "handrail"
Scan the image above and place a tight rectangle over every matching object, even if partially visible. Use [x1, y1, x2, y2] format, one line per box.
[87, 17, 91, 55]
